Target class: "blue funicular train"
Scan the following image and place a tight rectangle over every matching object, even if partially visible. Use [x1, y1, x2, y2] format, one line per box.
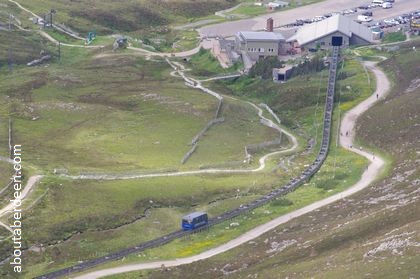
[181, 211, 208, 231]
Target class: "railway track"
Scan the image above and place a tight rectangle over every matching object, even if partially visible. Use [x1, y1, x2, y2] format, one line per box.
[37, 46, 340, 279]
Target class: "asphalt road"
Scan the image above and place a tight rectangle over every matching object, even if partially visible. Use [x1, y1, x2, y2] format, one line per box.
[199, 0, 419, 37]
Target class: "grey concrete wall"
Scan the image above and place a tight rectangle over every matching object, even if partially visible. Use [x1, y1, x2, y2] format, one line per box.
[301, 31, 350, 50]
[235, 35, 281, 60]
[349, 34, 371, 45]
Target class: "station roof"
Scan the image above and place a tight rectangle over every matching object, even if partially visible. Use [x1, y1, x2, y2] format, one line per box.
[287, 14, 373, 45]
[237, 31, 285, 42]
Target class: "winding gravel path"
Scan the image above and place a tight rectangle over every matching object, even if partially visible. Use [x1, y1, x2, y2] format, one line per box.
[0, 175, 44, 218]
[63, 60, 298, 181]
[7, 0, 104, 48]
[72, 60, 390, 279]
[7, 0, 86, 40]
[0, 175, 44, 234]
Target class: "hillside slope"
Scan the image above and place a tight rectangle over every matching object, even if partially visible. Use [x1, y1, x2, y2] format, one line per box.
[10, 0, 239, 34]
[123, 41, 420, 279]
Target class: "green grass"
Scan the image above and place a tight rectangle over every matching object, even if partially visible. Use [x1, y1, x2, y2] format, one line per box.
[0, 43, 282, 174]
[0, 161, 12, 188]
[21, 171, 290, 278]
[223, 0, 326, 20]
[183, 48, 242, 77]
[0, 31, 296, 277]
[186, 98, 280, 167]
[0, 26, 381, 279]
[0, 117, 9, 156]
[25, 54, 376, 278]
[132, 29, 200, 53]
[225, 3, 267, 18]
[66, 135, 368, 279]
[1, 48, 226, 173]
[106, 39, 420, 279]
[6, 0, 242, 34]
[0, 30, 53, 66]
[382, 31, 407, 44]
[356, 40, 420, 162]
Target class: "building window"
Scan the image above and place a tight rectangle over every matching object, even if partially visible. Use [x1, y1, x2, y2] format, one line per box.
[320, 42, 325, 46]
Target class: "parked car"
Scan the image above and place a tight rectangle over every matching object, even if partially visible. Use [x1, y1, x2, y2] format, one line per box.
[295, 19, 304, 26]
[358, 5, 369, 10]
[382, 2, 392, 9]
[358, 15, 373, 22]
[363, 11, 373, 16]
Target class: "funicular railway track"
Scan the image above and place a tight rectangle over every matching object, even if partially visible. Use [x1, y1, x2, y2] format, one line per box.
[37, 46, 341, 279]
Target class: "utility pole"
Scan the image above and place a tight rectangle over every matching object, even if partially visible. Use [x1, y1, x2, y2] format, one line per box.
[8, 49, 13, 72]
[8, 13, 12, 30]
[8, 117, 12, 159]
[50, 9, 56, 26]
[58, 41, 61, 61]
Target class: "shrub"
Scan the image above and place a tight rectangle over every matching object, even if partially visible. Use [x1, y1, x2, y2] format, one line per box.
[271, 198, 293, 207]
[248, 57, 284, 79]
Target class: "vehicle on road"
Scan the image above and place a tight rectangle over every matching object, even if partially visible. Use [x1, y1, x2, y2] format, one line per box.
[358, 15, 373, 22]
[383, 18, 399, 26]
[182, 212, 208, 231]
[313, 15, 326, 22]
[342, 9, 356, 15]
[382, 2, 392, 8]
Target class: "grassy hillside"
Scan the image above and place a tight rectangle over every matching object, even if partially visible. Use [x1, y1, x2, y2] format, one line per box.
[24, 50, 381, 279]
[113, 41, 420, 279]
[0, 43, 281, 174]
[13, 0, 239, 34]
[0, 23, 387, 279]
[0, 29, 292, 278]
[0, 30, 51, 66]
[0, 161, 12, 188]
